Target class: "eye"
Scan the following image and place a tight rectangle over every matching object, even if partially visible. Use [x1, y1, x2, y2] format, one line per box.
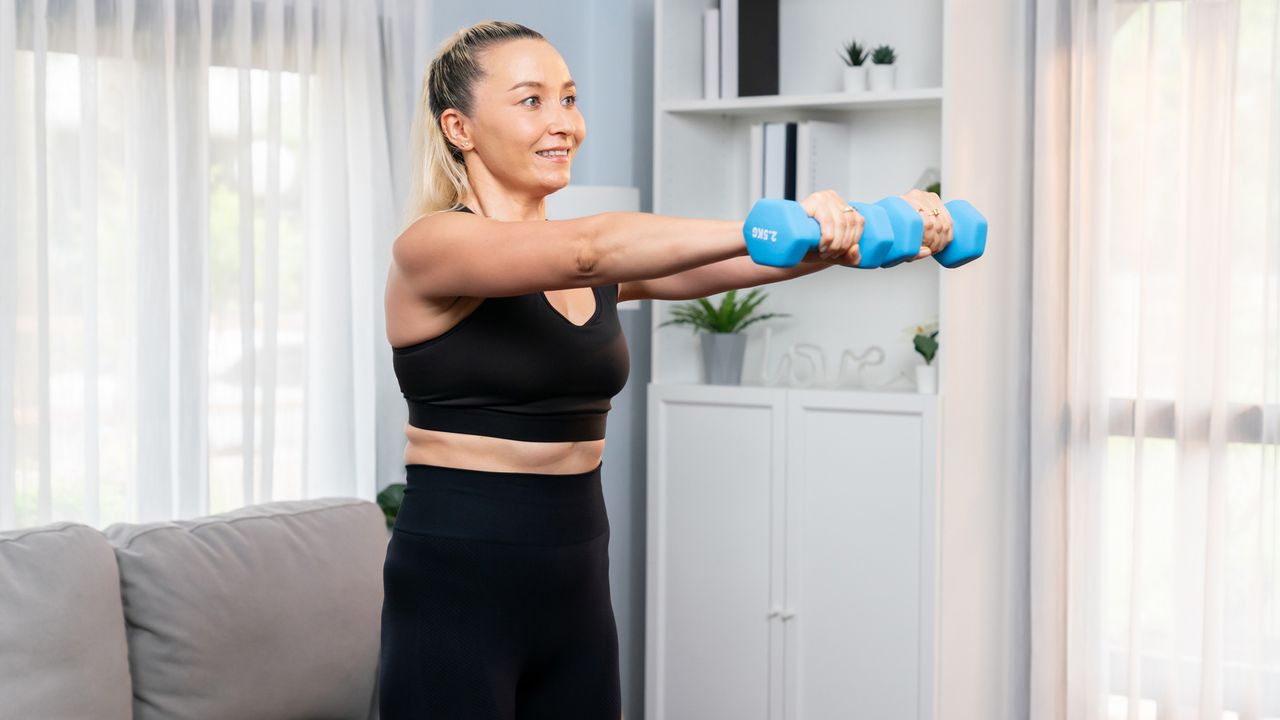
[521, 96, 539, 107]
[564, 95, 577, 106]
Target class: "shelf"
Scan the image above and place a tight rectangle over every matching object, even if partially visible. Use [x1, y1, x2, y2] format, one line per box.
[648, 380, 940, 404]
[660, 87, 943, 116]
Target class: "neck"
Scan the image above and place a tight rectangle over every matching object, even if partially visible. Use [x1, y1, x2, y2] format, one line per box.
[460, 165, 549, 221]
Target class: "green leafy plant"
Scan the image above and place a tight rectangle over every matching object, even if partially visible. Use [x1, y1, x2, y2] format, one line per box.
[839, 39, 869, 67]
[871, 44, 897, 65]
[906, 320, 940, 365]
[658, 288, 790, 334]
[377, 483, 405, 531]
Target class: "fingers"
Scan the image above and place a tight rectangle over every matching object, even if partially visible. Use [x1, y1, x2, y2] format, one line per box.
[807, 190, 861, 262]
[901, 189, 953, 254]
[844, 209, 863, 265]
[904, 245, 932, 263]
[933, 199, 954, 253]
[916, 195, 942, 254]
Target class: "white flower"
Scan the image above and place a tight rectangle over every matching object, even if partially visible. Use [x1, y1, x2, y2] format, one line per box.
[901, 319, 939, 339]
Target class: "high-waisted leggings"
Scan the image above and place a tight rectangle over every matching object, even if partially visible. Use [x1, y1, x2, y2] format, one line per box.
[378, 460, 621, 720]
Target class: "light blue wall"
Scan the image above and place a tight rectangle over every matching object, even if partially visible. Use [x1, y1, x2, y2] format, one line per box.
[420, 5, 654, 719]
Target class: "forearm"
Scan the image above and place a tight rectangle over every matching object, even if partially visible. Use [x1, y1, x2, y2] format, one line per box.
[584, 211, 747, 284]
[655, 251, 833, 300]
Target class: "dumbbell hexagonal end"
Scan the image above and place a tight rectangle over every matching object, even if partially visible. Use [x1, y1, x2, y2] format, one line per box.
[744, 198, 818, 268]
[933, 199, 988, 268]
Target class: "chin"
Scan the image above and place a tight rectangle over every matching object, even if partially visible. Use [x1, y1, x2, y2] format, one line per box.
[540, 174, 572, 193]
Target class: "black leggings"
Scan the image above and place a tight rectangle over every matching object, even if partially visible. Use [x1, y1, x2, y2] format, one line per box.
[378, 460, 621, 720]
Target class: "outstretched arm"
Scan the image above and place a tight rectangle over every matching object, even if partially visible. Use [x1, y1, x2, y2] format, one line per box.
[605, 189, 938, 302]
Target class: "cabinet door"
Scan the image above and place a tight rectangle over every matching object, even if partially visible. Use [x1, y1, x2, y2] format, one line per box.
[783, 390, 938, 720]
[646, 384, 787, 720]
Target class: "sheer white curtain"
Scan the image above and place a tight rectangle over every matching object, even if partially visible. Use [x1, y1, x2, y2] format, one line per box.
[0, 0, 432, 531]
[1031, 0, 1280, 718]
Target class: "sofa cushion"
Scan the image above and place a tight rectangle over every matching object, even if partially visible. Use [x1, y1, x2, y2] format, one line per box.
[103, 497, 386, 720]
[0, 521, 134, 720]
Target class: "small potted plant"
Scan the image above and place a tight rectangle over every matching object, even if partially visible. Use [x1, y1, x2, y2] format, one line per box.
[376, 483, 404, 536]
[906, 320, 939, 393]
[839, 38, 869, 93]
[913, 166, 942, 197]
[659, 288, 790, 385]
[869, 44, 897, 91]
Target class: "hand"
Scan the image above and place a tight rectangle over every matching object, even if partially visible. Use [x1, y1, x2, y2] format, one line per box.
[899, 188, 953, 262]
[799, 189, 862, 267]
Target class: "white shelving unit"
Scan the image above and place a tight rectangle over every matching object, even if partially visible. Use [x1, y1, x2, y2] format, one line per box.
[645, 1, 948, 718]
[650, 0, 947, 392]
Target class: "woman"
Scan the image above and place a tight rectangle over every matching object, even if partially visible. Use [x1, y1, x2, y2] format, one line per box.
[379, 20, 953, 720]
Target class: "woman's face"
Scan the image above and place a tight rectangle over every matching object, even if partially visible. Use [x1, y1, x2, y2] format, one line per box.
[450, 38, 586, 197]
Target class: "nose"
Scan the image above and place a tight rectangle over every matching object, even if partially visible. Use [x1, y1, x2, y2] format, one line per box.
[547, 102, 577, 137]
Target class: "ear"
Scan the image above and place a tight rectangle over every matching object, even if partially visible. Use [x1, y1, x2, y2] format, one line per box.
[440, 109, 473, 151]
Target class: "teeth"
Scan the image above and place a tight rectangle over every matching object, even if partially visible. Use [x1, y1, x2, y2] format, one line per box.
[536, 149, 568, 157]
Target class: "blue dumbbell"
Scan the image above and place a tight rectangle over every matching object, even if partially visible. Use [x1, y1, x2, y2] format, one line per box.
[874, 196, 988, 269]
[743, 198, 897, 268]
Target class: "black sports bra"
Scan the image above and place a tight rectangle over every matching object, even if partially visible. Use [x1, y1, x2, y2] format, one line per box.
[391, 205, 631, 442]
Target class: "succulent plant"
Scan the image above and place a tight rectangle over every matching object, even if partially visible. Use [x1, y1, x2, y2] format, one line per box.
[871, 44, 897, 65]
[839, 39, 869, 67]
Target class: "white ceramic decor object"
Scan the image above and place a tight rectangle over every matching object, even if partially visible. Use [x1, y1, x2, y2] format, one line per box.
[915, 364, 937, 394]
[869, 62, 897, 91]
[842, 64, 868, 93]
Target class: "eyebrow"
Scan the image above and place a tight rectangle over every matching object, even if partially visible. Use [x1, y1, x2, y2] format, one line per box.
[507, 79, 577, 92]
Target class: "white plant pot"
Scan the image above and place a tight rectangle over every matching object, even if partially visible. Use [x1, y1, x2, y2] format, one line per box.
[842, 65, 868, 93]
[868, 62, 897, 92]
[915, 364, 937, 394]
[700, 332, 747, 385]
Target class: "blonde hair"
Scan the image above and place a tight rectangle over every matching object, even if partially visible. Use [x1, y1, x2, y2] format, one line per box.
[402, 20, 546, 230]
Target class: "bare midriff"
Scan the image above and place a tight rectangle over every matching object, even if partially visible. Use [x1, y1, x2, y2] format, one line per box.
[403, 426, 605, 475]
[389, 286, 606, 476]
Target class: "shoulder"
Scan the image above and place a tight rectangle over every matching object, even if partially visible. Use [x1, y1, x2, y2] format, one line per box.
[396, 206, 476, 251]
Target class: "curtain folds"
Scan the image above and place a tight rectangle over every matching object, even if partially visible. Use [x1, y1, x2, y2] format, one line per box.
[2, 0, 431, 529]
[1031, 0, 1280, 717]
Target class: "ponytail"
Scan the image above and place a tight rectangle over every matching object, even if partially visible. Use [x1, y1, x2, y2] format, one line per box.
[402, 20, 546, 230]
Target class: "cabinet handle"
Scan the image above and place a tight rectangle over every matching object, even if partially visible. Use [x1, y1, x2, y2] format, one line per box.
[768, 607, 781, 618]
[781, 609, 795, 620]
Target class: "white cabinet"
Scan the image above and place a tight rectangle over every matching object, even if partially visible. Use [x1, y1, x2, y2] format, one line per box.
[644, 382, 939, 720]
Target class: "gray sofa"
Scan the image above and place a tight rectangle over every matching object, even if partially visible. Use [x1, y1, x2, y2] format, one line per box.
[0, 497, 389, 720]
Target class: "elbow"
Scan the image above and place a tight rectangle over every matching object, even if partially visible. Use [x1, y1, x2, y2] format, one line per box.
[573, 215, 602, 283]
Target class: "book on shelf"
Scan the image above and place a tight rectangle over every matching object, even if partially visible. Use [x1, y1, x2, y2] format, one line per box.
[795, 120, 849, 199]
[752, 121, 794, 201]
[702, 8, 720, 100]
[748, 120, 849, 206]
[710, 0, 778, 100]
